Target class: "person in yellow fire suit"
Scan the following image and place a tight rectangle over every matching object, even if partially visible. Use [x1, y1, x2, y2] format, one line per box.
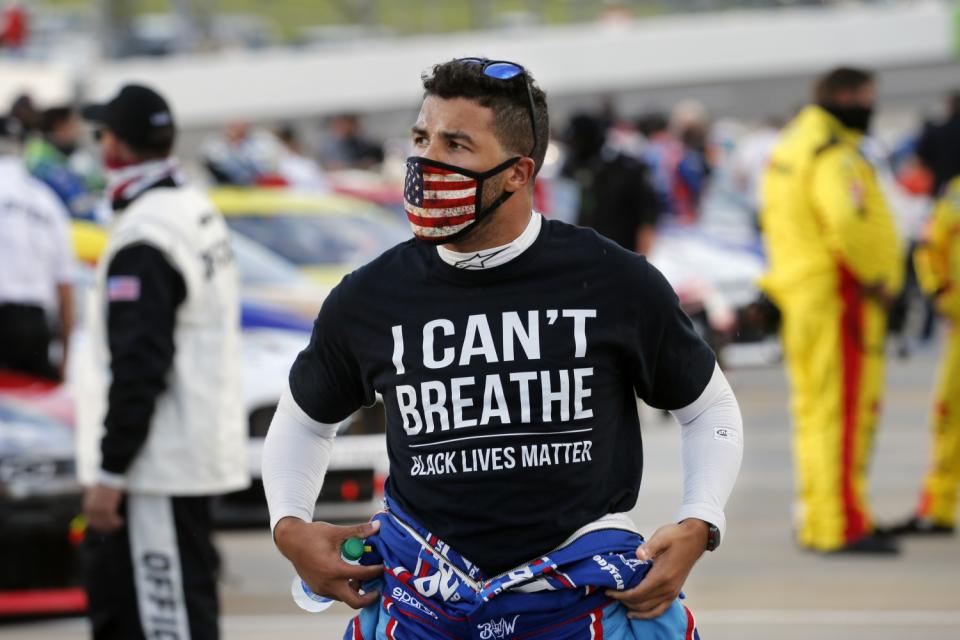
[759, 67, 904, 554]
[885, 176, 960, 536]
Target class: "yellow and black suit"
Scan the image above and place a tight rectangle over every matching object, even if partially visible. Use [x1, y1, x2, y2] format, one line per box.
[759, 105, 903, 551]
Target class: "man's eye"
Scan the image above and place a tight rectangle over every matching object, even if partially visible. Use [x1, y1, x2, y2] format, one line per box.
[413, 136, 427, 145]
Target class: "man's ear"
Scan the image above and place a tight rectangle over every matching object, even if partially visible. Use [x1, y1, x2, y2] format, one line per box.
[505, 157, 536, 192]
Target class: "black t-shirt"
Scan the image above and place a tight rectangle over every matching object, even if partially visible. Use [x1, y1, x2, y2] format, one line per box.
[565, 153, 661, 250]
[289, 219, 715, 576]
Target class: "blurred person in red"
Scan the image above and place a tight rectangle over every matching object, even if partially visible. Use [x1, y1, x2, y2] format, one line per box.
[76, 84, 248, 640]
[0, 115, 74, 380]
[760, 67, 904, 554]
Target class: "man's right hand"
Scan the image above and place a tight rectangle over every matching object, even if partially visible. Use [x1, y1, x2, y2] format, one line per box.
[274, 517, 383, 609]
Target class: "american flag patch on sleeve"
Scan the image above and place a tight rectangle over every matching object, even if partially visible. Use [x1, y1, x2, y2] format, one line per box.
[107, 276, 141, 301]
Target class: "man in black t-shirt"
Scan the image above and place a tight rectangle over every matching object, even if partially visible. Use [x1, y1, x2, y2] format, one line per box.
[264, 59, 743, 633]
[562, 113, 661, 254]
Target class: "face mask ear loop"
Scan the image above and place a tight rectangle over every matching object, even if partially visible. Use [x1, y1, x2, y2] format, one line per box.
[473, 154, 522, 220]
[477, 189, 515, 220]
[470, 163, 519, 227]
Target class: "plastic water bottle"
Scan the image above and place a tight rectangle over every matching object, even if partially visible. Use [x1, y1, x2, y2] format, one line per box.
[291, 576, 336, 613]
[291, 536, 368, 613]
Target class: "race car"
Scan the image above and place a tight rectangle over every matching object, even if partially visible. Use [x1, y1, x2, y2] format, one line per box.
[0, 371, 86, 617]
[223, 230, 388, 524]
[215, 308, 388, 526]
[209, 187, 408, 290]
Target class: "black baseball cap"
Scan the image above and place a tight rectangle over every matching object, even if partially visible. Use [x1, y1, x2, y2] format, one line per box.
[82, 84, 176, 152]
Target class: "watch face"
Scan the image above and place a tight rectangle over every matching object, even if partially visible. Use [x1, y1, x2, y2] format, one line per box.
[706, 524, 721, 551]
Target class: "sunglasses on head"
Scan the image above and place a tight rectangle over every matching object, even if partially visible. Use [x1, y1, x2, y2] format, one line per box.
[457, 57, 538, 158]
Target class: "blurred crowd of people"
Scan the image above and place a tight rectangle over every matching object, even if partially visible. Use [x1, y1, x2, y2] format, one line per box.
[3, 95, 393, 215]
[3, 78, 959, 381]
[201, 113, 384, 191]
[0, 93, 391, 385]
[558, 100, 714, 255]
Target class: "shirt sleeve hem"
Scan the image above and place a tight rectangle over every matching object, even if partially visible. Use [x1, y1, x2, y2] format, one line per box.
[670, 362, 725, 425]
[97, 468, 127, 489]
[676, 504, 726, 541]
[278, 385, 341, 438]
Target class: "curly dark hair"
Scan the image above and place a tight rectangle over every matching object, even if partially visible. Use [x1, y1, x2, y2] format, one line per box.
[422, 58, 549, 176]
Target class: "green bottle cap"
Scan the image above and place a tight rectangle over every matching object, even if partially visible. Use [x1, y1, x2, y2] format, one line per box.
[341, 536, 365, 562]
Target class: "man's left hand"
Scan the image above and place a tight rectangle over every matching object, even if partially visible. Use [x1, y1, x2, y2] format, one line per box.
[83, 484, 125, 533]
[606, 519, 709, 619]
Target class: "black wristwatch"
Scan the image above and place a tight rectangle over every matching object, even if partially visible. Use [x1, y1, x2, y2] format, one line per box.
[705, 523, 721, 551]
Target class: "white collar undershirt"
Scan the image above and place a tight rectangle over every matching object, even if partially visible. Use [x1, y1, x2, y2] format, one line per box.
[436, 213, 542, 270]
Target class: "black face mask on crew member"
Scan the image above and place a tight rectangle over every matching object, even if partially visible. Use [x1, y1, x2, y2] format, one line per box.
[403, 155, 520, 244]
[820, 103, 875, 134]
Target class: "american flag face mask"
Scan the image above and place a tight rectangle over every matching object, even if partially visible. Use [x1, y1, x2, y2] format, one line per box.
[403, 155, 519, 244]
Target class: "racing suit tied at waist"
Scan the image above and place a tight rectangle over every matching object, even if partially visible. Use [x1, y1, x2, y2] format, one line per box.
[345, 495, 700, 639]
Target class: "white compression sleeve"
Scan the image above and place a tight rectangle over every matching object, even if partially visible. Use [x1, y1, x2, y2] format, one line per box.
[262, 384, 340, 533]
[669, 362, 744, 541]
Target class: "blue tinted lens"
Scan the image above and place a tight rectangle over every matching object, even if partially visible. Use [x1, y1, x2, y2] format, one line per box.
[459, 57, 485, 65]
[484, 62, 523, 80]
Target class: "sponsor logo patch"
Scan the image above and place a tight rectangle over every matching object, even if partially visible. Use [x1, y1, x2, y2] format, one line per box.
[150, 111, 173, 126]
[477, 614, 520, 639]
[592, 554, 625, 590]
[714, 426, 740, 445]
[391, 587, 438, 619]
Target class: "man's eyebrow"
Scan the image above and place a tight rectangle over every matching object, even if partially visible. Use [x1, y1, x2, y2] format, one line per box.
[410, 126, 475, 146]
[440, 129, 475, 145]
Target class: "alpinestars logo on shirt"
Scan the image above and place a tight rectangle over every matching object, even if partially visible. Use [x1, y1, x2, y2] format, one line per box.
[453, 247, 509, 269]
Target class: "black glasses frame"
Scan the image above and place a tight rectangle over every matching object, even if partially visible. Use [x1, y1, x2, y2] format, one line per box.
[457, 57, 538, 158]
